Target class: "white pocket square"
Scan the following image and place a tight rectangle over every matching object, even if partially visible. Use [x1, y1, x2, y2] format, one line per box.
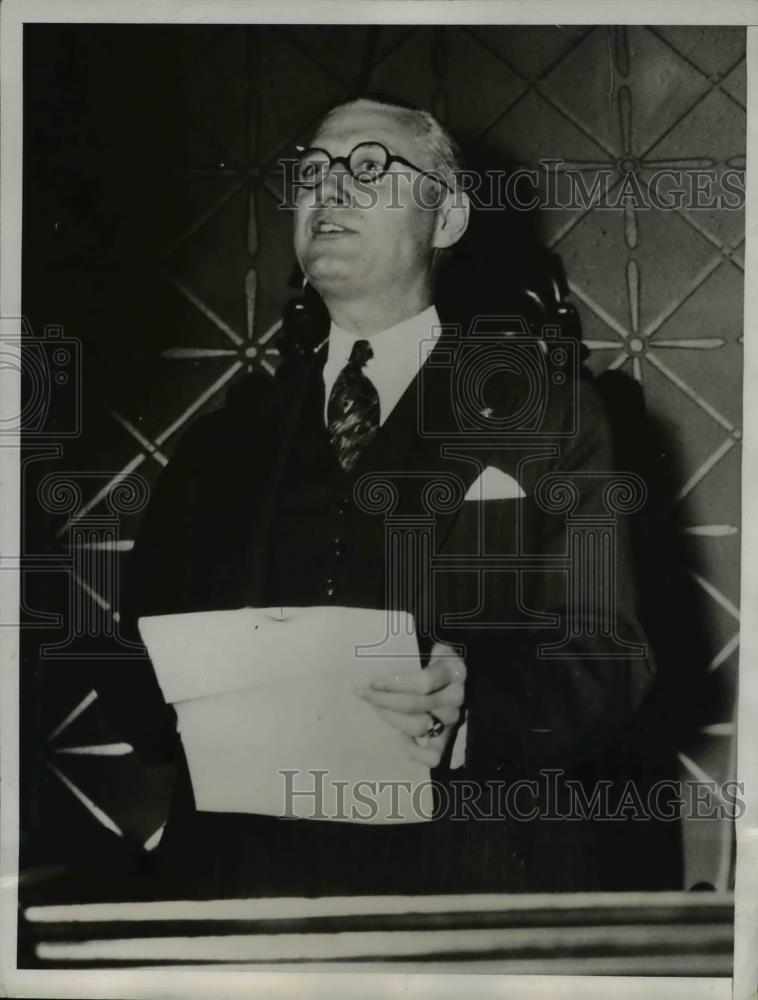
[464, 466, 526, 501]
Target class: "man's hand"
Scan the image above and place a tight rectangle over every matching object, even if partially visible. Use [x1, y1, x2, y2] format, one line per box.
[358, 642, 466, 768]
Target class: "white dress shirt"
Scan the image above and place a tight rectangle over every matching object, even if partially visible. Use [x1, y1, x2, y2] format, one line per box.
[322, 304, 442, 427]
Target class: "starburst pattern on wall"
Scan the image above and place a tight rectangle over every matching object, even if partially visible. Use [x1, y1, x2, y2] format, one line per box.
[36, 25, 743, 886]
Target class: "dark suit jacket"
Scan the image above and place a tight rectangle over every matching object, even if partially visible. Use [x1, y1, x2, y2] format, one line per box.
[101, 322, 655, 895]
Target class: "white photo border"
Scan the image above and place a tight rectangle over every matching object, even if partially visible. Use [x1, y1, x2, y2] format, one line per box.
[1, 2, 756, 999]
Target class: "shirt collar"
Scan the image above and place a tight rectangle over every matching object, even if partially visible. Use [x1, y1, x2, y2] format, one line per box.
[325, 304, 441, 373]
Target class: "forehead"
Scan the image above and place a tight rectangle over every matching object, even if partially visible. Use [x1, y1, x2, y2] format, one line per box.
[310, 103, 427, 161]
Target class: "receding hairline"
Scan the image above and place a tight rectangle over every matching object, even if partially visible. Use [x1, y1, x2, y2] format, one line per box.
[312, 97, 463, 181]
[318, 97, 426, 129]
[313, 100, 429, 149]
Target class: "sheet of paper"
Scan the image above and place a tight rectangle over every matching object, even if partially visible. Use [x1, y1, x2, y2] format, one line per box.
[138, 606, 433, 823]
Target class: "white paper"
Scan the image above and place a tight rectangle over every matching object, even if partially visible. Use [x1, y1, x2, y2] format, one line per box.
[138, 606, 433, 823]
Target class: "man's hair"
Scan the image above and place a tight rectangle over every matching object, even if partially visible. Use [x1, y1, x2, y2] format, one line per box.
[314, 93, 465, 190]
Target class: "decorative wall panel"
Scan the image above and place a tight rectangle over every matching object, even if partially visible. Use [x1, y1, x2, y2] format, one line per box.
[21, 24, 744, 891]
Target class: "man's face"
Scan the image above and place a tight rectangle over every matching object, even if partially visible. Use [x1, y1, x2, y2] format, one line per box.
[293, 103, 443, 304]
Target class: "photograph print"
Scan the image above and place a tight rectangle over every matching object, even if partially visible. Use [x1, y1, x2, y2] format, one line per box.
[3, 12, 747, 981]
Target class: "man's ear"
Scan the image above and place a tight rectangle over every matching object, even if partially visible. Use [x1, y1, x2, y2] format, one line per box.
[432, 187, 470, 250]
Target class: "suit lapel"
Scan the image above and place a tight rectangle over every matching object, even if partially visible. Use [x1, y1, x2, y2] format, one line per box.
[400, 344, 491, 553]
[389, 327, 529, 553]
[342, 324, 532, 551]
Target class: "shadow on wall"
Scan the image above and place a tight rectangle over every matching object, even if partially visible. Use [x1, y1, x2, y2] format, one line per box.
[442, 140, 721, 890]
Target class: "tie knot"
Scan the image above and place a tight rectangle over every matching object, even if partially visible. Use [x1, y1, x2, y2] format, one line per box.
[347, 339, 373, 370]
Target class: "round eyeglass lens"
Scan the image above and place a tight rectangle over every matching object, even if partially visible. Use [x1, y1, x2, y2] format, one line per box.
[348, 143, 389, 182]
[297, 150, 330, 185]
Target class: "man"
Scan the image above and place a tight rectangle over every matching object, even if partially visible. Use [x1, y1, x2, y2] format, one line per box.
[103, 95, 654, 898]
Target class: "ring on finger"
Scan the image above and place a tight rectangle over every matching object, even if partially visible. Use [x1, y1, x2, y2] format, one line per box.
[424, 712, 445, 738]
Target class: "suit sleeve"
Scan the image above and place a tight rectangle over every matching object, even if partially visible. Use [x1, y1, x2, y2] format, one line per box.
[463, 373, 655, 775]
[92, 411, 223, 766]
[93, 371, 278, 766]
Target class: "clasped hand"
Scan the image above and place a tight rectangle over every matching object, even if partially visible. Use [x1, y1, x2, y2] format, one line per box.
[357, 642, 466, 768]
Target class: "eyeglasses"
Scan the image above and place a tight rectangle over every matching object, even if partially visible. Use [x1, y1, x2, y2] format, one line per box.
[294, 140, 454, 192]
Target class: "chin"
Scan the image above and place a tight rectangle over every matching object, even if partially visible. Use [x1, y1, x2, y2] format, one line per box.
[304, 260, 363, 294]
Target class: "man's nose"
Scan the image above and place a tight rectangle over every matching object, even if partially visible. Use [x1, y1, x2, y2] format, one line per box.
[316, 163, 352, 206]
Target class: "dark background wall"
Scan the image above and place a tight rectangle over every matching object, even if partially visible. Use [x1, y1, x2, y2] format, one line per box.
[21, 24, 744, 891]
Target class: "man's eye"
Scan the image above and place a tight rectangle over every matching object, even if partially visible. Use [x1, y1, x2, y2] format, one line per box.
[298, 160, 323, 184]
[353, 158, 384, 181]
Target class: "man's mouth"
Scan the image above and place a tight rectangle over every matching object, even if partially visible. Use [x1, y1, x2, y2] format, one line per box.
[311, 217, 355, 237]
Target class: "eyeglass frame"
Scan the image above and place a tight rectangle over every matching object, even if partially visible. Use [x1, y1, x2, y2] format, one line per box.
[293, 140, 455, 193]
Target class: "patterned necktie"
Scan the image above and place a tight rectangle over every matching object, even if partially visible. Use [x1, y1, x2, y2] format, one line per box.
[327, 339, 380, 472]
